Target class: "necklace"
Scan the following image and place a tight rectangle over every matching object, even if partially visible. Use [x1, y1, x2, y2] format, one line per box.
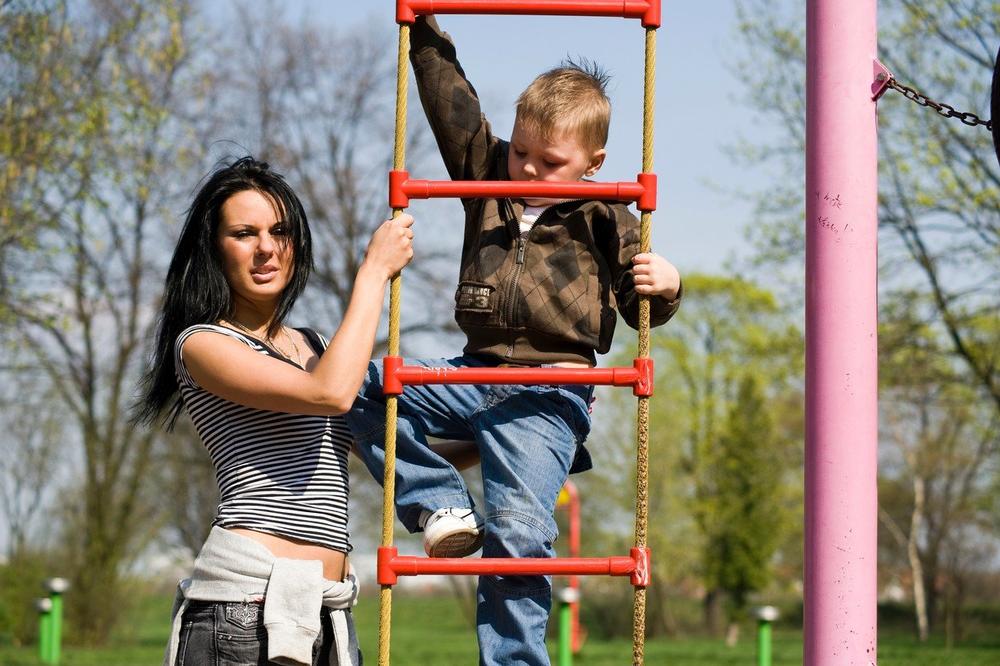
[227, 319, 302, 367]
[281, 326, 303, 366]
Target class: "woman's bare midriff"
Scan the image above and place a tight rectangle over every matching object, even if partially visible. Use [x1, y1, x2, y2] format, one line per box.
[227, 528, 348, 581]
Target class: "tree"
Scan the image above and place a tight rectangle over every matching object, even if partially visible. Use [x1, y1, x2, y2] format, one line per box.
[734, 0, 1000, 410]
[735, 0, 1000, 638]
[209, 1, 457, 352]
[583, 274, 803, 637]
[2, 0, 197, 643]
[0, 369, 63, 559]
[704, 374, 785, 645]
[0, 1, 88, 292]
[877, 298, 999, 641]
[879, 1, 1000, 414]
[2, 0, 462, 646]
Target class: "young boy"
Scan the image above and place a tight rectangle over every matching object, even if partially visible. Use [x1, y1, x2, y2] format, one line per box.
[346, 16, 681, 666]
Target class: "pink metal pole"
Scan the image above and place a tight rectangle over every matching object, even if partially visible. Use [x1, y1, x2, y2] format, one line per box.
[805, 1, 879, 665]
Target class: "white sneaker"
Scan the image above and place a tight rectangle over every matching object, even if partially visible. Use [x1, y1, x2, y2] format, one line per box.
[418, 507, 484, 558]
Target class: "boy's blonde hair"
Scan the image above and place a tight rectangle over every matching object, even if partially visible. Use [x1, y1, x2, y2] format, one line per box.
[515, 59, 611, 153]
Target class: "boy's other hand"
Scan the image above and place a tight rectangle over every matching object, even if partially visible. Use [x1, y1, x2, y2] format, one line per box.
[632, 252, 680, 300]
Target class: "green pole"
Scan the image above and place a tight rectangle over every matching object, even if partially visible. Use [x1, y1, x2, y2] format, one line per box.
[46, 578, 69, 665]
[757, 619, 772, 666]
[36, 598, 53, 664]
[558, 599, 572, 666]
[50, 592, 63, 664]
[753, 605, 779, 666]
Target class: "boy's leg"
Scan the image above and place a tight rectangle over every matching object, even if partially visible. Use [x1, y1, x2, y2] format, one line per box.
[345, 356, 486, 533]
[472, 383, 593, 666]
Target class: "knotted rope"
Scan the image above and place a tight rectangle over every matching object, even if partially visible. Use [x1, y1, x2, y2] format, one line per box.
[632, 25, 656, 666]
[378, 23, 410, 666]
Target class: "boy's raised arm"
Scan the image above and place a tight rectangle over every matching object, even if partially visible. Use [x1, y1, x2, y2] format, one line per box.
[410, 16, 500, 182]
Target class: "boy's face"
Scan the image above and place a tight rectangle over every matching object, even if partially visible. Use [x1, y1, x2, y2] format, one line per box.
[508, 120, 607, 206]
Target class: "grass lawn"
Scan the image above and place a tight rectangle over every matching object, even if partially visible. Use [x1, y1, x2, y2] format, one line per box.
[1, 593, 998, 665]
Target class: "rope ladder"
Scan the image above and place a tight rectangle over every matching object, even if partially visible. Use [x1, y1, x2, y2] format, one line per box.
[379, 2, 661, 663]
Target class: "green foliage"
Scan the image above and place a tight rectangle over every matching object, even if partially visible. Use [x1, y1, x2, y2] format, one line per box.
[0, 552, 54, 647]
[0, 1, 77, 263]
[734, 0, 1000, 406]
[703, 375, 785, 617]
[650, 274, 803, 573]
[661, 276, 801, 626]
[1, 0, 197, 646]
[735, 0, 1000, 632]
[585, 274, 803, 634]
[2, 0, 445, 648]
[878, 295, 999, 628]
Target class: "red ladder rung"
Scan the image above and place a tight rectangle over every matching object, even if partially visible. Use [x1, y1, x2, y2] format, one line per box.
[378, 547, 651, 586]
[397, 0, 661, 28]
[389, 171, 657, 211]
[382, 357, 653, 396]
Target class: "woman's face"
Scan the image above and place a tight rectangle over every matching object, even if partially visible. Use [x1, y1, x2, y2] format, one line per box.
[216, 189, 294, 310]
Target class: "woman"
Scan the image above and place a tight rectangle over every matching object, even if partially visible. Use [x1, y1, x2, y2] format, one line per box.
[135, 156, 414, 666]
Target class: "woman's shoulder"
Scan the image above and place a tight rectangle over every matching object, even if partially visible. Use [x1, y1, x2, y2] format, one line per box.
[176, 323, 260, 347]
[174, 324, 268, 363]
[173, 324, 266, 387]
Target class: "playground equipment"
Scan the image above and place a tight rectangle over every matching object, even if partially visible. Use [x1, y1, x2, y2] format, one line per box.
[872, 48, 996, 166]
[374, 1, 998, 664]
[377, 1, 659, 664]
[753, 605, 780, 666]
[555, 480, 584, 665]
[36, 577, 68, 665]
[35, 598, 53, 664]
[994, 46, 1000, 164]
[806, 4, 879, 663]
[809, 5, 990, 665]
[556, 586, 581, 666]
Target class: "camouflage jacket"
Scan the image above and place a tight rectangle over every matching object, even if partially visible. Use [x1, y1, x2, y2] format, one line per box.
[411, 17, 681, 365]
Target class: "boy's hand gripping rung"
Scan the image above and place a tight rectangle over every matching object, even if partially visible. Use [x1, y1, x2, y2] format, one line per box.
[396, 0, 661, 28]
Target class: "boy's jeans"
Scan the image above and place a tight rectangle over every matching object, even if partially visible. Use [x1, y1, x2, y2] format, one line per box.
[346, 355, 593, 666]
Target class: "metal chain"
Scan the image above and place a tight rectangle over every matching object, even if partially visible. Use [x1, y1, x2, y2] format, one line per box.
[886, 78, 993, 131]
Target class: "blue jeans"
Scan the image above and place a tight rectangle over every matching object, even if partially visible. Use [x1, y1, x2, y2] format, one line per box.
[346, 355, 593, 666]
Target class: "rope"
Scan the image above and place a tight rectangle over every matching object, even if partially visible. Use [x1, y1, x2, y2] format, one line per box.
[379, 23, 410, 666]
[392, 26, 410, 175]
[632, 25, 656, 666]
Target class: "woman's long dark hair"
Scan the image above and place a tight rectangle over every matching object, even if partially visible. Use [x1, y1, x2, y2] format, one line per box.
[133, 157, 313, 428]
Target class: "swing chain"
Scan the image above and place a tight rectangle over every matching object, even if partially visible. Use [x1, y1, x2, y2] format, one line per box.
[886, 78, 992, 131]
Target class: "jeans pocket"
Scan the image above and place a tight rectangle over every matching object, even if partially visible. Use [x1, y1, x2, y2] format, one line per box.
[216, 604, 267, 666]
[216, 631, 266, 666]
[177, 613, 215, 666]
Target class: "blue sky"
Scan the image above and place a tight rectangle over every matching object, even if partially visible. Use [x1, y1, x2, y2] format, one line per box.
[296, 1, 773, 275]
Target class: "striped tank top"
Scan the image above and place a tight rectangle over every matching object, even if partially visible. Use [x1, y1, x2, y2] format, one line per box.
[174, 324, 353, 552]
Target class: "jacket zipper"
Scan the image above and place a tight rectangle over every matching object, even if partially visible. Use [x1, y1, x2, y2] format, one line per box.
[505, 204, 551, 356]
[504, 235, 526, 357]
